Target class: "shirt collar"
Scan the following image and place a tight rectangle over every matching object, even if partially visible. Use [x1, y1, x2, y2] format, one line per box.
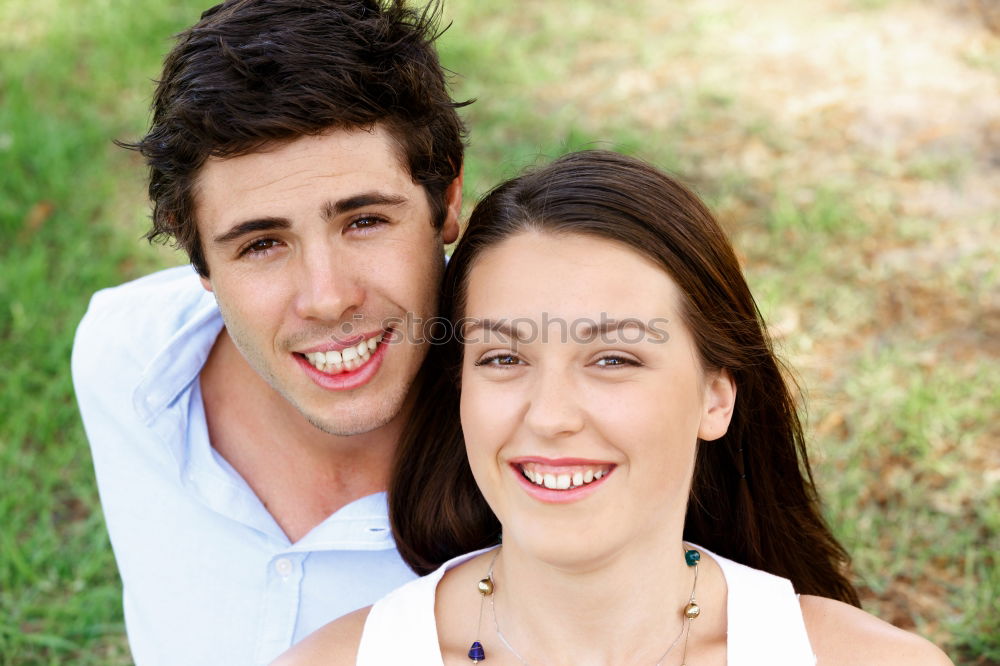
[132, 290, 222, 425]
[289, 492, 397, 551]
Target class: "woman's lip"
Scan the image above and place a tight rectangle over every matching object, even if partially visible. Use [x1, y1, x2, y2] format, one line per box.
[509, 456, 617, 466]
[510, 462, 614, 503]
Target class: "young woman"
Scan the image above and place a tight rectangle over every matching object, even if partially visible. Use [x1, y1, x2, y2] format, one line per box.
[277, 151, 951, 665]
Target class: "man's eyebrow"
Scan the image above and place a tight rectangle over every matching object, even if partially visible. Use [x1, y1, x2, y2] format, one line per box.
[212, 217, 290, 245]
[211, 191, 408, 245]
[321, 191, 408, 220]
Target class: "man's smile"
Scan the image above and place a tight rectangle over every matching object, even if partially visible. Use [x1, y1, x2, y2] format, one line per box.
[297, 329, 387, 374]
[294, 334, 390, 392]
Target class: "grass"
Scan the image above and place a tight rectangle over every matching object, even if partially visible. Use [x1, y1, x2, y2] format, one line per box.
[1, 0, 997, 663]
[1, 2, 197, 663]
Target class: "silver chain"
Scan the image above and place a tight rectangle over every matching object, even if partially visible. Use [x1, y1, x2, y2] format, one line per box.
[486, 549, 699, 666]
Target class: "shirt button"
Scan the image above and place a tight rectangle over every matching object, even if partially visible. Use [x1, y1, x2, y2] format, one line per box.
[274, 558, 293, 577]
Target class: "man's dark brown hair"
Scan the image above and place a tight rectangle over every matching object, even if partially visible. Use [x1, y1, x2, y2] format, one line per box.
[121, 0, 468, 277]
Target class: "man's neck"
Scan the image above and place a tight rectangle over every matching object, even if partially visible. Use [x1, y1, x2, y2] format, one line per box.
[199, 329, 401, 543]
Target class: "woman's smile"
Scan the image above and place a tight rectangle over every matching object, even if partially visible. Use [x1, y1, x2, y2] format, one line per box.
[509, 458, 617, 503]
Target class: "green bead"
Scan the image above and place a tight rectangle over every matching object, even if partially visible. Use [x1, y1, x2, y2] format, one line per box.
[684, 549, 700, 567]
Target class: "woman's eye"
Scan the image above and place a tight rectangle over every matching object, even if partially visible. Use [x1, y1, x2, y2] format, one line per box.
[239, 238, 281, 257]
[594, 355, 638, 368]
[474, 353, 522, 367]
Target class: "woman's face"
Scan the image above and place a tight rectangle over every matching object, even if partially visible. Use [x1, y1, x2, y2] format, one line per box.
[459, 231, 735, 568]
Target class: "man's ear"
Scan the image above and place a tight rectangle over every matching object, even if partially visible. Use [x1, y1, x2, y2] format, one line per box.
[441, 167, 463, 245]
[200, 275, 213, 293]
[698, 368, 736, 442]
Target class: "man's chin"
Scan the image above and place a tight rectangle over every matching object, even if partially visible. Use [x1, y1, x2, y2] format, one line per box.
[302, 402, 402, 438]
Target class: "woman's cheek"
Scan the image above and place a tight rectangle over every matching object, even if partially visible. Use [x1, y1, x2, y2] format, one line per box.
[461, 382, 496, 465]
[461, 381, 516, 505]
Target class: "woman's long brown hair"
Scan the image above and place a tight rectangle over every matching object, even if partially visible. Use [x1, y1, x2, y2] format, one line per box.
[390, 150, 860, 606]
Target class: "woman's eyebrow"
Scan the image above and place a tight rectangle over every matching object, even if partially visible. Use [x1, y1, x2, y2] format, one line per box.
[462, 318, 524, 343]
[461, 317, 660, 343]
[574, 318, 654, 339]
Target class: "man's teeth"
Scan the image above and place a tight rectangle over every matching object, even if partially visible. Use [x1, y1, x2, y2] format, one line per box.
[303, 332, 384, 374]
[521, 465, 609, 490]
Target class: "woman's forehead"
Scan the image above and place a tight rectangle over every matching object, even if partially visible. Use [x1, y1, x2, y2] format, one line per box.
[464, 231, 683, 320]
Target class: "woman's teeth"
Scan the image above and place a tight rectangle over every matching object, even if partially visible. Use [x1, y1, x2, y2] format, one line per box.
[519, 464, 610, 490]
[303, 332, 383, 374]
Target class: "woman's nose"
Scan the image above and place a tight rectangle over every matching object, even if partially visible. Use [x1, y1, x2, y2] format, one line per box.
[523, 369, 585, 440]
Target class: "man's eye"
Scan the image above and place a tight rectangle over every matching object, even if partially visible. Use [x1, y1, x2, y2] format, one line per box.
[348, 215, 388, 230]
[239, 238, 281, 257]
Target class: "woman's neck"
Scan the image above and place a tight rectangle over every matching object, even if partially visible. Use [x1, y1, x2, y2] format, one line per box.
[486, 531, 705, 666]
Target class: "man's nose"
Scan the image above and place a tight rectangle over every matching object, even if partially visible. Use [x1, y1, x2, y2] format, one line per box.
[292, 246, 365, 322]
[523, 367, 585, 440]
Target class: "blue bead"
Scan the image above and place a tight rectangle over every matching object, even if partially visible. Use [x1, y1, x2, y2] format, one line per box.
[468, 641, 486, 662]
[685, 549, 700, 567]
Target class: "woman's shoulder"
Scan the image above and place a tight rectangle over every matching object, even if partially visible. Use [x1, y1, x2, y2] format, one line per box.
[799, 595, 953, 666]
[270, 606, 371, 666]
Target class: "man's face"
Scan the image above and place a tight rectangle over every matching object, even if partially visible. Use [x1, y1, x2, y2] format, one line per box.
[195, 126, 460, 436]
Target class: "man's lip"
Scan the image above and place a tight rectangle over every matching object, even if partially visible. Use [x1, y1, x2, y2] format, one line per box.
[296, 338, 388, 391]
[295, 328, 389, 354]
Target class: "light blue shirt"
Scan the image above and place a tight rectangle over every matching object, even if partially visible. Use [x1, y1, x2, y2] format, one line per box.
[71, 266, 417, 666]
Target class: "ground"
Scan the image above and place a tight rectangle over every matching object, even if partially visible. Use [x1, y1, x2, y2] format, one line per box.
[1, 0, 996, 662]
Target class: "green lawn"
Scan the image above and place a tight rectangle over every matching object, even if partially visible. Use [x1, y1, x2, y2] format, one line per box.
[1, 0, 996, 663]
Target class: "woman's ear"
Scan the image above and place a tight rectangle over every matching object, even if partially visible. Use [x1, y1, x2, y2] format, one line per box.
[698, 368, 736, 442]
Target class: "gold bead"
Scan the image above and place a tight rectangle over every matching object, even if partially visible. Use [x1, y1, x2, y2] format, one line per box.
[684, 602, 701, 619]
[477, 578, 494, 596]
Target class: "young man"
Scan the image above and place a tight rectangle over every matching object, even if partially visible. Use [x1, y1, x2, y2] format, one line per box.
[71, 1, 464, 664]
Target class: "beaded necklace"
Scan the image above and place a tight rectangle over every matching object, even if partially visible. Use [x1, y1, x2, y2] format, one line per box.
[468, 546, 702, 665]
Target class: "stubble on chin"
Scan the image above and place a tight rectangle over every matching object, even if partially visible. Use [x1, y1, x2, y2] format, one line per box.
[297, 383, 411, 437]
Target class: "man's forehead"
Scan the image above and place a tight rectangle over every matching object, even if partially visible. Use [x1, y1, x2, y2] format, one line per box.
[193, 126, 419, 224]
[202, 127, 406, 179]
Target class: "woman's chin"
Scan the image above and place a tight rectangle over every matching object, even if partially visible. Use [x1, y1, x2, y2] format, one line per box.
[500, 527, 625, 573]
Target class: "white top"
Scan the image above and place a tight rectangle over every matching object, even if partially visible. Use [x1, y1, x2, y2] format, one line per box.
[72, 266, 416, 666]
[357, 546, 817, 665]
